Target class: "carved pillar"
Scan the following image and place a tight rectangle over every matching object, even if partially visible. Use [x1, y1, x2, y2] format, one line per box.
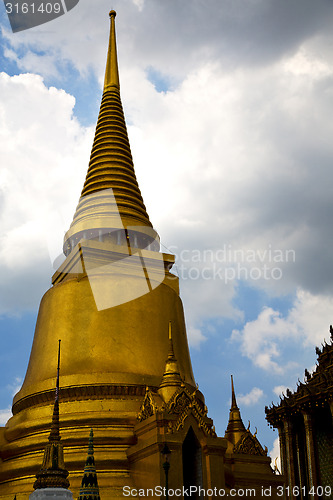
[302, 412, 318, 498]
[277, 424, 287, 476]
[295, 431, 305, 500]
[284, 418, 296, 492]
[330, 401, 333, 424]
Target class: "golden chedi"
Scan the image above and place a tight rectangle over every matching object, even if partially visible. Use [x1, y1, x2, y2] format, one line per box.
[0, 11, 196, 497]
[0, 11, 283, 499]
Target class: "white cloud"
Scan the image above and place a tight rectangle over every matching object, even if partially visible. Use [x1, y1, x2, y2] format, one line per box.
[0, 72, 93, 315]
[7, 377, 23, 397]
[237, 387, 264, 406]
[0, 408, 12, 426]
[132, 0, 145, 11]
[287, 289, 333, 346]
[3, 47, 61, 78]
[231, 289, 333, 372]
[0, 378, 22, 426]
[269, 437, 281, 474]
[283, 46, 332, 78]
[187, 326, 207, 349]
[3, 0, 333, 84]
[1, 2, 333, 327]
[273, 385, 288, 398]
[125, 45, 333, 312]
[2, 8, 333, 334]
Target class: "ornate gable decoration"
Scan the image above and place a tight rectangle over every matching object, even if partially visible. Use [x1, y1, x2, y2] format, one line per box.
[168, 389, 192, 414]
[166, 387, 215, 436]
[137, 386, 216, 437]
[234, 430, 267, 456]
[137, 387, 158, 422]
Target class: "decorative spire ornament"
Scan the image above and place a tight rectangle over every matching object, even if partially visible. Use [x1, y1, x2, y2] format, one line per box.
[33, 340, 70, 491]
[158, 322, 183, 402]
[224, 375, 246, 446]
[77, 429, 100, 500]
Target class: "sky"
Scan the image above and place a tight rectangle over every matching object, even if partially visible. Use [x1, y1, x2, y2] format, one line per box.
[1, 0, 333, 470]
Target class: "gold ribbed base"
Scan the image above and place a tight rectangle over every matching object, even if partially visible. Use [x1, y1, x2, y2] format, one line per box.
[0, 393, 147, 499]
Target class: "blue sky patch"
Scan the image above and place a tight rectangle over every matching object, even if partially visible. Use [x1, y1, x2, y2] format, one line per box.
[145, 65, 172, 93]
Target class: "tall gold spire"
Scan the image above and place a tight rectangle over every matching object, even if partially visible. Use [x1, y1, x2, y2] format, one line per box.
[231, 373, 237, 408]
[104, 11, 120, 90]
[33, 341, 70, 490]
[63, 10, 158, 255]
[225, 375, 246, 446]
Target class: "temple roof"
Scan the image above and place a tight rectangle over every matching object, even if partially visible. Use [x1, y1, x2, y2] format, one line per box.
[265, 326, 333, 427]
[63, 11, 158, 255]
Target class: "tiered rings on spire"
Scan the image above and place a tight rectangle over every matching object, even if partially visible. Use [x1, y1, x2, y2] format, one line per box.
[63, 10, 159, 255]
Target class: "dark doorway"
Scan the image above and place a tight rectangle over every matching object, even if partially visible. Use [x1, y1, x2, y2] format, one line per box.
[182, 427, 203, 497]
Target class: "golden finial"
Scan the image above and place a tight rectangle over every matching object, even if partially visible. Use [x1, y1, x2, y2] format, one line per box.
[225, 375, 246, 446]
[104, 9, 120, 90]
[167, 321, 175, 359]
[231, 375, 238, 409]
[158, 322, 182, 402]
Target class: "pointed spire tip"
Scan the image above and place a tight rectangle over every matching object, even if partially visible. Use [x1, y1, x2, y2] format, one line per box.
[231, 374, 238, 409]
[104, 7, 120, 91]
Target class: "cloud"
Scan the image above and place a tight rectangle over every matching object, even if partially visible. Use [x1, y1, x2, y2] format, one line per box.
[7, 377, 23, 397]
[124, 42, 333, 307]
[237, 387, 264, 407]
[187, 326, 207, 349]
[0, 378, 22, 426]
[3, 0, 333, 82]
[273, 385, 288, 398]
[2, 3, 333, 336]
[132, 0, 145, 12]
[269, 437, 281, 474]
[1, 3, 333, 346]
[0, 72, 93, 315]
[0, 407, 12, 426]
[231, 289, 333, 372]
